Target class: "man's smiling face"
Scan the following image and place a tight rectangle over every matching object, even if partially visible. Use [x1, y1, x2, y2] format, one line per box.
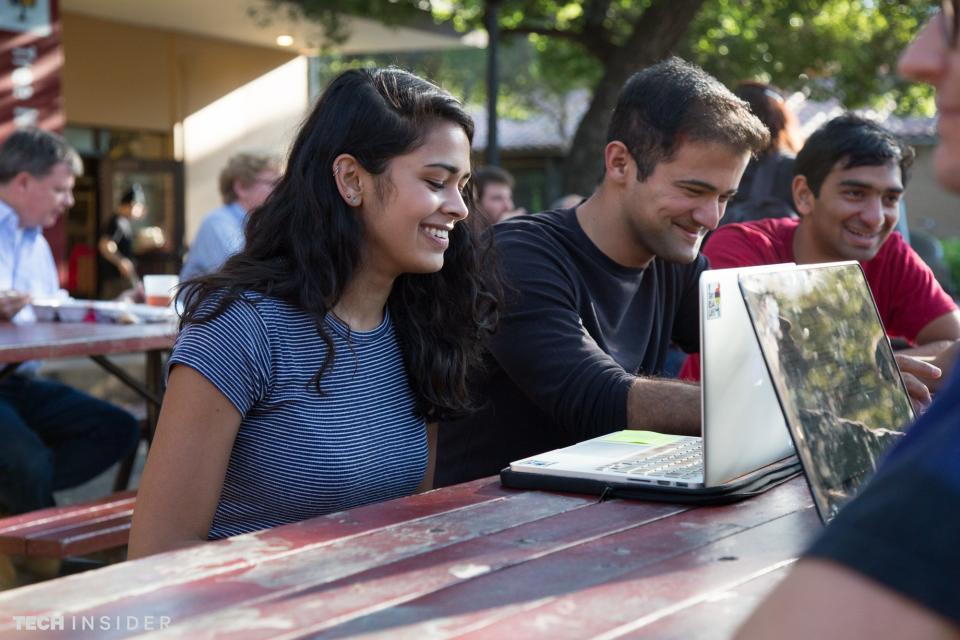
[619, 140, 750, 266]
[794, 161, 903, 263]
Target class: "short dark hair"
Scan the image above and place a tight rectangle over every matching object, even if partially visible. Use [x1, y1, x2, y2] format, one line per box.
[0, 127, 82, 184]
[794, 114, 915, 196]
[473, 165, 514, 199]
[607, 57, 769, 181]
[120, 183, 145, 206]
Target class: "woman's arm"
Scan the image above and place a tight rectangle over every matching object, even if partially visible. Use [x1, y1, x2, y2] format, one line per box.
[415, 422, 437, 493]
[128, 365, 242, 559]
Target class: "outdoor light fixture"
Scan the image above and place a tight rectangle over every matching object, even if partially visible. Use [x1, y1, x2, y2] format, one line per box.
[276, 35, 294, 47]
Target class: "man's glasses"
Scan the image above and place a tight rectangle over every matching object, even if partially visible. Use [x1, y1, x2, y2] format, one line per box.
[944, 0, 959, 49]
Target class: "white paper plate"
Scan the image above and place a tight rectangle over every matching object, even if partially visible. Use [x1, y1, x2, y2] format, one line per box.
[31, 299, 177, 324]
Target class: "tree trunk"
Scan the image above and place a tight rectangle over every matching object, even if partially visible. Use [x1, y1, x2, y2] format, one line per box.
[561, 0, 707, 196]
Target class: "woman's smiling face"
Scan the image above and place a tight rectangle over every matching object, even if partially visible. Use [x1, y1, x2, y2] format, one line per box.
[357, 121, 472, 279]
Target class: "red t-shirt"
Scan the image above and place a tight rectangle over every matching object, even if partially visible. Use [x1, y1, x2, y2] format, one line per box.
[680, 217, 957, 381]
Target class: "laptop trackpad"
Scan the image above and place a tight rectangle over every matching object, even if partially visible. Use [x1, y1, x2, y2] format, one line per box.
[547, 440, 666, 464]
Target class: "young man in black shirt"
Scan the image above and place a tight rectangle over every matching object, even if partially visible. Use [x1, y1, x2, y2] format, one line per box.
[436, 58, 769, 485]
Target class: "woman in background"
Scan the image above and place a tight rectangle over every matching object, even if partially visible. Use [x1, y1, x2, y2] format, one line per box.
[722, 82, 802, 225]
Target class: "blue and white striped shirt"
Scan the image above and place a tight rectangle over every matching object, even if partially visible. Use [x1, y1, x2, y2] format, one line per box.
[168, 293, 427, 539]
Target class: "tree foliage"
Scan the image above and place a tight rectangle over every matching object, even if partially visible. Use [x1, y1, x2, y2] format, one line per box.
[273, 0, 937, 194]
[683, 0, 935, 114]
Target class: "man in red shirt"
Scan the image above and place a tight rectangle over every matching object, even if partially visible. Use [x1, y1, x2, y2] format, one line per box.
[681, 114, 960, 385]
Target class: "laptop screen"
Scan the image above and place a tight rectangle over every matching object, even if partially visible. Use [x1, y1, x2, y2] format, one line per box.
[738, 263, 915, 523]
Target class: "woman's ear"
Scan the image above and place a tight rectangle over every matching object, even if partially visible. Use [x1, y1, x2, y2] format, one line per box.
[332, 154, 365, 207]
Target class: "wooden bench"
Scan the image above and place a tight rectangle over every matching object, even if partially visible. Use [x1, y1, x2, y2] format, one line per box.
[0, 490, 136, 559]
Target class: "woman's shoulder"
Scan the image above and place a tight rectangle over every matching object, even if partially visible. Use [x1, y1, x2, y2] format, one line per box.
[184, 289, 306, 335]
[231, 292, 325, 337]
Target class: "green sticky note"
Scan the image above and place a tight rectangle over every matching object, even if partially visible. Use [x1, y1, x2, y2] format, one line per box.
[601, 430, 682, 446]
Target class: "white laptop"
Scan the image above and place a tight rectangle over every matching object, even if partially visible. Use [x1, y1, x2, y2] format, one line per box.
[500, 263, 799, 498]
[738, 261, 915, 522]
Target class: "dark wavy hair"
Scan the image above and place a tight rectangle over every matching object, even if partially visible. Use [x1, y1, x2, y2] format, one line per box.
[180, 68, 501, 420]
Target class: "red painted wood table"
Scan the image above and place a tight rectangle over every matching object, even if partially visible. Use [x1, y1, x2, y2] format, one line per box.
[0, 321, 177, 426]
[0, 322, 176, 366]
[0, 476, 819, 639]
[0, 321, 178, 489]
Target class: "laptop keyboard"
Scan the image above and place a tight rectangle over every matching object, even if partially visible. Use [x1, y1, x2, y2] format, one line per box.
[596, 438, 703, 480]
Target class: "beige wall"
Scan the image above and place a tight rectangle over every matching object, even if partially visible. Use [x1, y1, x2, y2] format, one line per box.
[61, 13, 173, 131]
[182, 57, 307, 241]
[61, 12, 297, 131]
[60, 12, 309, 243]
[904, 145, 960, 239]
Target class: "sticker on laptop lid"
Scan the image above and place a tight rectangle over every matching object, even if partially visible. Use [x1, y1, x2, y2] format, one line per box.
[704, 281, 721, 320]
[601, 431, 682, 446]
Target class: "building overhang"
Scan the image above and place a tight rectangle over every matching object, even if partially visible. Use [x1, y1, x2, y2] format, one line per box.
[61, 0, 473, 54]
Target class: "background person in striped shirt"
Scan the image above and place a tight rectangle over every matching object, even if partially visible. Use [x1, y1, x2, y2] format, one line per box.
[129, 68, 500, 558]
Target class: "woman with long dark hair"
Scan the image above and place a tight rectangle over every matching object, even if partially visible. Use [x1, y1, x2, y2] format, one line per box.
[129, 68, 499, 557]
[721, 81, 802, 225]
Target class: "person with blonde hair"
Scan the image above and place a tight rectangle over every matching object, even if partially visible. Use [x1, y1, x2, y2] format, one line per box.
[179, 152, 281, 280]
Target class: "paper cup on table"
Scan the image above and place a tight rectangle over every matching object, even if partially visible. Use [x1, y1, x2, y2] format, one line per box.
[143, 275, 179, 308]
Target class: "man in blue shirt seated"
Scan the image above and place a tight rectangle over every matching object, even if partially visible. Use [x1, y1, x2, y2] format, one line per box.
[179, 153, 280, 281]
[0, 128, 140, 515]
[736, 5, 960, 637]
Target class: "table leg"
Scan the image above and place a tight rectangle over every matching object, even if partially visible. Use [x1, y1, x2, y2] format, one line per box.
[96, 350, 166, 491]
[144, 350, 164, 444]
[89, 355, 163, 407]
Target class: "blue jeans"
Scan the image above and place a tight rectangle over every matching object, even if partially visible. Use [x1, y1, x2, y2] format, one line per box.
[0, 375, 140, 514]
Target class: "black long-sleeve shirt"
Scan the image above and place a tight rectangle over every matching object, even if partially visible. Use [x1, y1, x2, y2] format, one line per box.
[436, 207, 705, 485]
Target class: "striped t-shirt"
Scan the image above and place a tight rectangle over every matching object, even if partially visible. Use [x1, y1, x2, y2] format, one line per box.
[168, 293, 427, 539]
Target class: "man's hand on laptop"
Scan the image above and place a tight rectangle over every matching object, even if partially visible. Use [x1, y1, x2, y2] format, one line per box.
[893, 353, 941, 413]
[929, 341, 959, 391]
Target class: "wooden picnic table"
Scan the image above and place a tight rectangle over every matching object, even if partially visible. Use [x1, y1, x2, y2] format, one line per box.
[0, 321, 178, 489]
[0, 475, 820, 639]
[0, 322, 176, 365]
